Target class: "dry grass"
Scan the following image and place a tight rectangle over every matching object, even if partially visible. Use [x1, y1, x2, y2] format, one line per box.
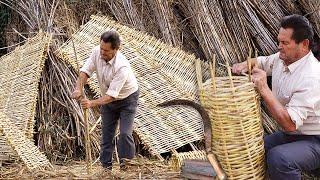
[0, 156, 181, 179]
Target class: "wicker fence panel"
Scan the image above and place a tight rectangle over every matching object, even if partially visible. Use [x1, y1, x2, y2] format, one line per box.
[0, 32, 51, 162]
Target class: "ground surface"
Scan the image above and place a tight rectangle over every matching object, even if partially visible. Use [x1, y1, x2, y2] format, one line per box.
[0, 156, 181, 179]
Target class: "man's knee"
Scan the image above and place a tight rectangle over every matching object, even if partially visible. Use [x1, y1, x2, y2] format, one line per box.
[267, 146, 295, 171]
[267, 146, 302, 180]
[264, 131, 286, 154]
[264, 135, 274, 154]
[118, 133, 134, 141]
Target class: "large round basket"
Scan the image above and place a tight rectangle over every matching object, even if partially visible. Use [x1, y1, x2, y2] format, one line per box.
[199, 75, 265, 180]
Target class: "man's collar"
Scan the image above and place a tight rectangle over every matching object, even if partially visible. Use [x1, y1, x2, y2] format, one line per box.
[105, 51, 118, 65]
[107, 57, 115, 65]
[283, 51, 311, 73]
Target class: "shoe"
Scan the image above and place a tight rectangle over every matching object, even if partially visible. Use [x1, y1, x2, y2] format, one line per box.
[119, 159, 127, 171]
[102, 163, 112, 170]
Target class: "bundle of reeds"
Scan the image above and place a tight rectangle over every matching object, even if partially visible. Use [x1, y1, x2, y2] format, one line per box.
[0, 0, 59, 32]
[177, 0, 239, 69]
[277, 0, 301, 14]
[106, 0, 145, 31]
[300, 0, 320, 37]
[220, 0, 251, 63]
[35, 51, 101, 163]
[247, 0, 285, 38]
[0, 0, 104, 164]
[146, 0, 181, 46]
[239, 1, 278, 55]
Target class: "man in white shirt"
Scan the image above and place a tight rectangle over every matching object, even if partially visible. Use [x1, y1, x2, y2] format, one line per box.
[232, 14, 320, 179]
[71, 31, 139, 170]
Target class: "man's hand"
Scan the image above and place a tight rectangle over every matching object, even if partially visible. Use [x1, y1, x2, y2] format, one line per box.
[231, 61, 248, 75]
[71, 89, 83, 100]
[80, 98, 93, 109]
[252, 67, 269, 94]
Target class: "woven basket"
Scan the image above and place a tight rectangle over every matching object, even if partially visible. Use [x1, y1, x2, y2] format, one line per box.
[197, 60, 265, 179]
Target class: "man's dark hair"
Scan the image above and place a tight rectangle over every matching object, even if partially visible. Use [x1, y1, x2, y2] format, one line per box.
[100, 31, 121, 49]
[280, 14, 314, 49]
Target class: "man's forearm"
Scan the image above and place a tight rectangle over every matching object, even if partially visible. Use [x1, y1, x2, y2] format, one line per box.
[90, 95, 114, 107]
[75, 72, 89, 91]
[260, 87, 296, 132]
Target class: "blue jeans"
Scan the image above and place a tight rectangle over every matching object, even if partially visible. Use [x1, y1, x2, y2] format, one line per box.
[264, 131, 320, 180]
[99, 90, 139, 167]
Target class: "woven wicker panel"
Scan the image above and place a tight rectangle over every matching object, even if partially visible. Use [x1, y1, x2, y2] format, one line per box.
[200, 76, 265, 180]
[0, 32, 51, 161]
[55, 15, 206, 156]
[56, 15, 211, 100]
[92, 15, 212, 100]
[134, 104, 204, 155]
[0, 112, 51, 170]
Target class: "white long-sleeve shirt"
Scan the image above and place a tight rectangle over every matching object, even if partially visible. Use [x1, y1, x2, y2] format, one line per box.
[80, 46, 138, 100]
[257, 51, 320, 135]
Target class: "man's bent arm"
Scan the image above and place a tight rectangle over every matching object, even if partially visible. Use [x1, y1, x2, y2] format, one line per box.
[75, 72, 89, 91]
[90, 95, 114, 107]
[260, 87, 296, 132]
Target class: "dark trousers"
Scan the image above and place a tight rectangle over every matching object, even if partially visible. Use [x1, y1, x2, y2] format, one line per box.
[99, 90, 139, 167]
[264, 131, 320, 180]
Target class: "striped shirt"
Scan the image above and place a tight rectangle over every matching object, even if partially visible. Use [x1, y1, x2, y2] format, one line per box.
[80, 46, 138, 100]
[257, 51, 320, 135]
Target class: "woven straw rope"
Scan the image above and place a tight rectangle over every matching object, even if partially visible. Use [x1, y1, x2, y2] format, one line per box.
[200, 75, 265, 179]
[55, 15, 206, 155]
[170, 150, 207, 170]
[0, 32, 51, 162]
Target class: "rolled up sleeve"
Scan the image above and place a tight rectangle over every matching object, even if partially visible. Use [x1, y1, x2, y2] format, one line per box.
[106, 67, 129, 98]
[287, 107, 306, 129]
[285, 78, 320, 129]
[257, 52, 278, 76]
[80, 50, 97, 77]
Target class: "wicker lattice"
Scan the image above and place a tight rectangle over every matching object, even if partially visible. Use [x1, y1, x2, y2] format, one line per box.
[0, 32, 51, 162]
[55, 15, 209, 156]
[0, 112, 52, 170]
[199, 69, 265, 179]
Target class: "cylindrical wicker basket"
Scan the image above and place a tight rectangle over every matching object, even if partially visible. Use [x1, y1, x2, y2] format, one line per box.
[197, 60, 265, 179]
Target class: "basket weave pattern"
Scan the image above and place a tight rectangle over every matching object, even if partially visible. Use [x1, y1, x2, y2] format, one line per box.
[0, 112, 51, 170]
[0, 32, 51, 162]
